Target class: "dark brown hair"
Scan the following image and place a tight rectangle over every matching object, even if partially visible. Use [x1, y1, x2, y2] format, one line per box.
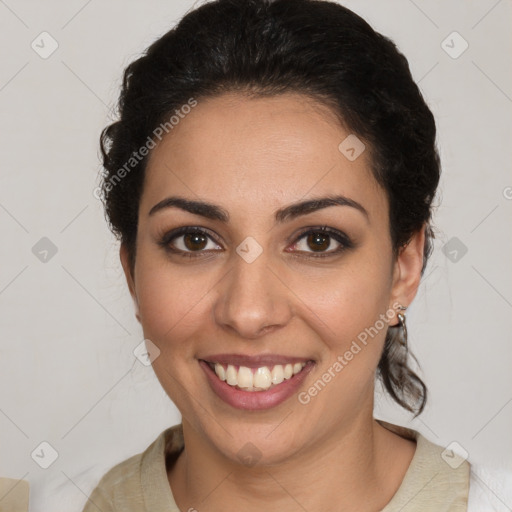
[99, 0, 440, 416]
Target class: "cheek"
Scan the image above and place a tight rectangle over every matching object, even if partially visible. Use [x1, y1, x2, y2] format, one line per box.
[135, 227, 393, 350]
[134, 255, 215, 352]
[289, 267, 392, 413]
[133, 254, 217, 410]
[287, 255, 393, 383]
[295, 258, 391, 336]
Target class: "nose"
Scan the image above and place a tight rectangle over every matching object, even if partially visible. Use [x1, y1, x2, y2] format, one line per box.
[213, 250, 293, 339]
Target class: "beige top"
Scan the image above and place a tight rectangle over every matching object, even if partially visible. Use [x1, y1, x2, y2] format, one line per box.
[82, 420, 470, 511]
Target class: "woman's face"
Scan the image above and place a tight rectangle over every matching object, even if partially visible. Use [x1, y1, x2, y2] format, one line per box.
[121, 92, 423, 465]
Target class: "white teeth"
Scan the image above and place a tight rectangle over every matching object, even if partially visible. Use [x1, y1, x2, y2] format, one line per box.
[253, 367, 272, 389]
[271, 364, 284, 385]
[211, 362, 307, 392]
[214, 363, 226, 381]
[237, 366, 253, 389]
[226, 364, 238, 386]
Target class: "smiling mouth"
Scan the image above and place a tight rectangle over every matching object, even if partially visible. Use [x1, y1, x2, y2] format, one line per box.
[202, 360, 312, 392]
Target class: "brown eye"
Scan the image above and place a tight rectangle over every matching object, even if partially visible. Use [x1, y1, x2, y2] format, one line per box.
[183, 233, 208, 251]
[287, 227, 352, 257]
[306, 232, 331, 252]
[161, 227, 222, 254]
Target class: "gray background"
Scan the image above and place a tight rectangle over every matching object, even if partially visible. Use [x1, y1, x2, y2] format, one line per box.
[0, 0, 511, 510]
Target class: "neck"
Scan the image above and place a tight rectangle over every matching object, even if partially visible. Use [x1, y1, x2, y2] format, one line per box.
[168, 407, 415, 512]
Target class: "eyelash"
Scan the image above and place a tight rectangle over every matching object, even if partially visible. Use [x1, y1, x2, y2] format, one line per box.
[158, 225, 354, 260]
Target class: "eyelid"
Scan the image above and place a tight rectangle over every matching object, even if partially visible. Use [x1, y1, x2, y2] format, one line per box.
[158, 225, 353, 257]
[285, 226, 353, 255]
[157, 226, 223, 254]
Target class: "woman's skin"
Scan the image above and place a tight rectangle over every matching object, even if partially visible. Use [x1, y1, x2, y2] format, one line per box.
[120, 92, 424, 512]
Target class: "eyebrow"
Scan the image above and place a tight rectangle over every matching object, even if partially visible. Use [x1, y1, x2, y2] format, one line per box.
[148, 195, 369, 223]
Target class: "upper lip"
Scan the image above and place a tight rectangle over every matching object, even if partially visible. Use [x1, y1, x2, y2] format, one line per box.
[200, 353, 313, 368]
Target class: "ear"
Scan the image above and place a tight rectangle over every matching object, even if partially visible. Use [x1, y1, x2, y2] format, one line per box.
[388, 224, 426, 326]
[120, 243, 141, 323]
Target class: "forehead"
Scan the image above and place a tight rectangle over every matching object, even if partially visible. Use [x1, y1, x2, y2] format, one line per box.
[142, 92, 385, 219]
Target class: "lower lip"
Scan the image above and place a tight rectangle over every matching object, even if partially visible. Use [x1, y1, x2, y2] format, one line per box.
[199, 360, 315, 410]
